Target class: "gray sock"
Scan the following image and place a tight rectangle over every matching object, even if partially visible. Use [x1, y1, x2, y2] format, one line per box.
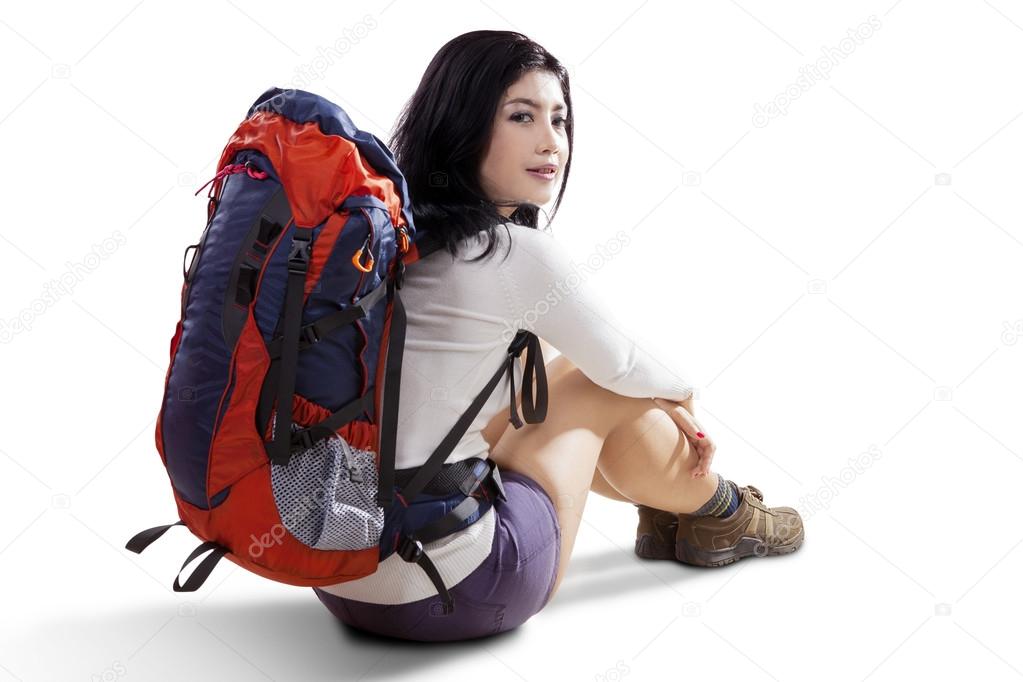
[689, 474, 740, 518]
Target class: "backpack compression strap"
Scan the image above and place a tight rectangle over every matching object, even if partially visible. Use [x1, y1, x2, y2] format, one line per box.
[268, 226, 314, 465]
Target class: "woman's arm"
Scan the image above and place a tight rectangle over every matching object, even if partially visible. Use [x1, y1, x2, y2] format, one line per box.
[500, 226, 694, 403]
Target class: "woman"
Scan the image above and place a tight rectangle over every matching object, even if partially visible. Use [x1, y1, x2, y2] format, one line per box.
[314, 29, 805, 641]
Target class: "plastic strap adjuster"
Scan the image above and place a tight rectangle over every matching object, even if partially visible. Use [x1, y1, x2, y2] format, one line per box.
[289, 428, 315, 453]
[489, 462, 508, 501]
[300, 324, 321, 346]
[397, 535, 423, 562]
[287, 233, 312, 274]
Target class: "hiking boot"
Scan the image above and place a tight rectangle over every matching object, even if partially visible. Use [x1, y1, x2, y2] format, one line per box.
[634, 503, 679, 560]
[674, 484, 804, 567]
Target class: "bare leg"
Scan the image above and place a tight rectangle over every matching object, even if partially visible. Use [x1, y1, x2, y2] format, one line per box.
[489, 356, 718, 601]
[590, 467, 635, 503]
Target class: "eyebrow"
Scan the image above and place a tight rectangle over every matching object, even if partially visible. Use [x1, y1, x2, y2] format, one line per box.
[504, 97, 567, 112]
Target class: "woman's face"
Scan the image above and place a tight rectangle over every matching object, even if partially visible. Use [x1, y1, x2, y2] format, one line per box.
[479, 69, 570, 218]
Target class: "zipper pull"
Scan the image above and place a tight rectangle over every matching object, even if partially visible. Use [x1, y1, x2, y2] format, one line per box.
[351, 235, 374, 273]
[341, 440, 364, 484]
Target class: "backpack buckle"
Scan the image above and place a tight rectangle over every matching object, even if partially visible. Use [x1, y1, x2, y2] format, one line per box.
[488, 462, 508, 502]
[397, 536, 423, 562]
[289, 428, 315, 453]
[287, 232, 312, 274]
[507, 330, 531, 356]
[300, 324, 321, 346]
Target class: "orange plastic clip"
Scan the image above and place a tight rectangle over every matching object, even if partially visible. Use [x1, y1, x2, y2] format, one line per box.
[351, 242, 375, 272]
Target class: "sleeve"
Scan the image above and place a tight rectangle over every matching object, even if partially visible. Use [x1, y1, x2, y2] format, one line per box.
[498, 226, 695, 402]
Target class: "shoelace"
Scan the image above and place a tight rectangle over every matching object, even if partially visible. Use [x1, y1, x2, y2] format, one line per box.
[744, 484, 764, 502]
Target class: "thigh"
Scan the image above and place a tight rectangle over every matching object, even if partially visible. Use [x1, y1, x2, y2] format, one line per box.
[488, 363, 645, 600]
[481, 351, 574, 451]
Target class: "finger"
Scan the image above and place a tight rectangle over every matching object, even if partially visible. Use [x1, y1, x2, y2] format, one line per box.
[689, 438, 716, 478]
[653, 398, 702, 440]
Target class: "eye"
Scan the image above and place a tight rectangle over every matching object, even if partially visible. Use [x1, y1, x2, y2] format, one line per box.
[511, 111, 568, 128]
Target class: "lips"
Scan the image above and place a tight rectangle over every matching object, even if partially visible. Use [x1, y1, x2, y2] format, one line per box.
[526, 164, 558, 182]
[526, 167, 557, 181]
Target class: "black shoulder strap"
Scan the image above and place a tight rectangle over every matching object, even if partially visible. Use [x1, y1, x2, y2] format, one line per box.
[395, 329, 548, 506]
[375, 277, 405, 508]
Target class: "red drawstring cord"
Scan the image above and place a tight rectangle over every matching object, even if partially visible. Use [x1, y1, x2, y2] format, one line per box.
[194, 162, 268, 197]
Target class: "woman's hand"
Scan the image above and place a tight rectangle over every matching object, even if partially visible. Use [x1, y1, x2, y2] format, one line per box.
[652, 396, 716, 479]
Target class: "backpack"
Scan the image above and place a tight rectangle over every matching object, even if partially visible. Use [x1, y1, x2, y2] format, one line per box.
[125, 86, 549, 614]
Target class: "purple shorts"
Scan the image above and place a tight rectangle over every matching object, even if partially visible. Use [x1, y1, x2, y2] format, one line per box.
[313, 470, 561, 642]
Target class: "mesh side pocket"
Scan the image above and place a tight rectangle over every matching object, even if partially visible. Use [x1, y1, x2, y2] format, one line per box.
[269, 419, 384, 551]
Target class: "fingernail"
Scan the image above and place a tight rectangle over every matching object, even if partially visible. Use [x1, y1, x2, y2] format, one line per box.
[696, 432, 705, 439]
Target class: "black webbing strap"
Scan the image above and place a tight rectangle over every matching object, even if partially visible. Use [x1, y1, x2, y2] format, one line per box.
[223, 188, 291, 350]
[125, 521, 228, 593]
[506, 332, 549, 428]
[376, 277, 405, 507]
[265, 277, 389, 359]
[395, 461, 507, 615]
[125, 520, 184, 554]
[396, 537, 453, 613]
[172, 541, 229, 592]
[395, 329, 547, 506]
[268, 227, 313, 465]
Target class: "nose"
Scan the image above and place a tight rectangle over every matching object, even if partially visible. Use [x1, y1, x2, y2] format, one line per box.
[537, 120, 560, 156]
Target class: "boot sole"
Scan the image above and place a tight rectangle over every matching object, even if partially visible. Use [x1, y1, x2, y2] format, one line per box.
[674, 528, 805, 567]
[635, 533, 677, 560]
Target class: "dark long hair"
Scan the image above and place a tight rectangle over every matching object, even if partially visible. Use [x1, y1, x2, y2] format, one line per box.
[389, 30, 574, 263]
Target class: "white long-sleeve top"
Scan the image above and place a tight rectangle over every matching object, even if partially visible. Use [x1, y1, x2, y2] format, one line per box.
[319, 222, 695, 604]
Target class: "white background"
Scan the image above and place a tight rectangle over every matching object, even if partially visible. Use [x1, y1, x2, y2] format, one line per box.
[1, 1, 1022, 680]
